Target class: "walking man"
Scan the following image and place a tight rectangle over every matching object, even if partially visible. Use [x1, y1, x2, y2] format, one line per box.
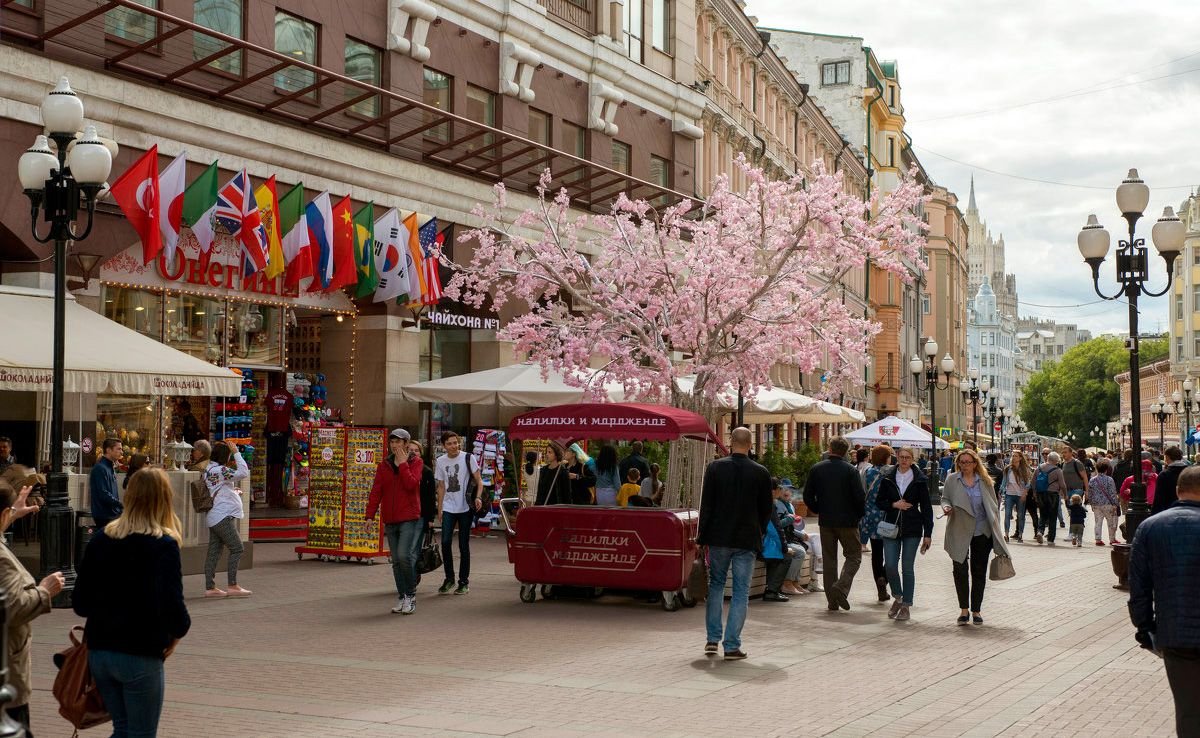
[1033, 452, 1066, 545]
[697, 427, 772, 661]
[367, 429, 424, 614]
[1129, 465, 1200, 737]
[89, 438, 124, 529]
[803, 436, 866, 610]
[435, 431, 483, 595]
[1061, 446, 1089, 506]
[1151, 445, 1189, 516]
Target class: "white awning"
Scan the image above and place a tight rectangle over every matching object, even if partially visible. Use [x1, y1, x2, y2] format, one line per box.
[401, 363, 610, 406]
[0, 286, 241, 396]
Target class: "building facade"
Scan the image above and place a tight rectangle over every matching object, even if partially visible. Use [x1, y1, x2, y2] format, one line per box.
[1116, 359, 1179, 450]
[1169, 191, 1200, 376]
[967, 278, 1019, 436]
[1016, 318, 1093, 373]
[921, 182, 969, 436]
[964, 178, 1018, 321]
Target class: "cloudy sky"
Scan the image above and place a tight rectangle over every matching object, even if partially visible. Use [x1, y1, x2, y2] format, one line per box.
[748, 0, 1198, 336]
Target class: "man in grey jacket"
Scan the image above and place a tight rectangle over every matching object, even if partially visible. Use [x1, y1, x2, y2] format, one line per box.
[803, 436, 866, 611]
[1034, 453, 1066, 545]
[1129, 465, 1200, 736]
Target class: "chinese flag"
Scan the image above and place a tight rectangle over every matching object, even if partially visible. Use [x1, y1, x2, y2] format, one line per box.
[109, 145, 162, 264]
[325, 195, 358, 292]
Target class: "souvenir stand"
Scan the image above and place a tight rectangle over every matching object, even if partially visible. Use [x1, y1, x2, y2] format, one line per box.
[502, 403, 725, 611]
[294, 426, 390, 563]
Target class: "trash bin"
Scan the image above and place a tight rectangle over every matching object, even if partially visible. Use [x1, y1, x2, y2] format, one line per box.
[75, 512, 96, 571]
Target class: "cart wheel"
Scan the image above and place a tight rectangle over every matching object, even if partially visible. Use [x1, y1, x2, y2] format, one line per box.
[520, 584, 537, 603]
[679, 589, 697, 608]
[367, 558, 376, 565]
[661, 591, 680, 612]
[540, 585, 555, 600]
[296, 553, 303, 561]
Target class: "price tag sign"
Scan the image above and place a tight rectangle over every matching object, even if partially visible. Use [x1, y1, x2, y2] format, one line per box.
[353, 448, 376, 465]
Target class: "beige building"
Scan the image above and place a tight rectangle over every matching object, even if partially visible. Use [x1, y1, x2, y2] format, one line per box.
[1016, 319, 1093, 372]
[920, 180, 970, 435]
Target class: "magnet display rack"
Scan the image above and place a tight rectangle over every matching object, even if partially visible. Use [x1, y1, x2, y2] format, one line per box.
[294, 426, 390, 563]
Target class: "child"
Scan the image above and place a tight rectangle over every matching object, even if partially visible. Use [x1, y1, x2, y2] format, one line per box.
[617, 468, 642, 507]
[1067, 493, 1087, 546]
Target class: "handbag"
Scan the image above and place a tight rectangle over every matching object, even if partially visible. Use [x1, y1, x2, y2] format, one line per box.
[189, 477, 213, 514]
[876, 508, 902, 540]
[989, 553, 1016, 581]
[52, 625, 111, 733]
[415, 526, 442, 575]
[687, 547, 709, 602]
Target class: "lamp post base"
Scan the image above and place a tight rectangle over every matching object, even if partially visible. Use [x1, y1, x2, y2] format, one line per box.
[1110, 542, 1131, 591]
[38, 472, 77, 609]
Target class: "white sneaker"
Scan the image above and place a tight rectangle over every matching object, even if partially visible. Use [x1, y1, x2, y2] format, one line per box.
[391, 597, 406, 614]
[402, 596, 415, 615]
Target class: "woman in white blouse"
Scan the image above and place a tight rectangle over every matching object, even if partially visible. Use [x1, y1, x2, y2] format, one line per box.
[203, 440, 251, 598]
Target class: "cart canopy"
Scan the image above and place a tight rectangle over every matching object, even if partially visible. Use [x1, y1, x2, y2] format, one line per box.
[508, 403, 726, 450]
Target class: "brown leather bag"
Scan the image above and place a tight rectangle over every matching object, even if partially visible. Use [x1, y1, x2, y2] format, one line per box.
[52, 625, 110, 732]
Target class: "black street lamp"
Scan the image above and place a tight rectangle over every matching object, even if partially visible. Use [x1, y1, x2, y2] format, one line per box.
[1171, 378, 1194, 454]
[1078, 168, 1185, 585]
[911, 338, 955, 501]
[1150, 396, 1175, 449]
[1000, 407, 1013, 451]
[960, 368, 988, 449]
[986, 393, 1007, 452]
[17, 77, 112, 608]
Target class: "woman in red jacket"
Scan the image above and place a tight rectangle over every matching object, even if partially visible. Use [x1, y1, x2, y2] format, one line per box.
[367, 428, 424, 615]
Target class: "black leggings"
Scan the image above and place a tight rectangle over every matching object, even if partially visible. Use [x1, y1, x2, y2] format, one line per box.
[952, 534, 992, 612]
[870, 541, 886, 584]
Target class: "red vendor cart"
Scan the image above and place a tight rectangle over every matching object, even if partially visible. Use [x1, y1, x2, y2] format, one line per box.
[501, 403, 725, 611]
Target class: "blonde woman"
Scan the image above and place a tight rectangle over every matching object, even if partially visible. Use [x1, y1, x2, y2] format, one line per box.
[1002, 450, 1034, 542]
[74, 467, 191, 737]
[941, 449, 1011, 625]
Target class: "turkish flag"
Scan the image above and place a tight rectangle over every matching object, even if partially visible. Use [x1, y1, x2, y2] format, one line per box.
[109, 145, 163, 264]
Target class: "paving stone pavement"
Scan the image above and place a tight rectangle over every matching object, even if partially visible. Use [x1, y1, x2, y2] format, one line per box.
[24, 514, 1176, 737]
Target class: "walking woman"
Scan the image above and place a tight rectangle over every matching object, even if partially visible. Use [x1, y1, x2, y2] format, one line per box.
[859, 445, 893, 602]
[535, 444, 571, 505]
[1002, 450, 1034, 542]
[593, 445, 622, 506]
[941, 448, 1010, 625]
[203, 440, 251, 598]
[1087, 459, 1121, 545]
[74, 468, 191, 737]
[875, 447, 933, 622]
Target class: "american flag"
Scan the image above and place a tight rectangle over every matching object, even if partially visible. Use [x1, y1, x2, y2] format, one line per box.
[417, 217, 444, 305]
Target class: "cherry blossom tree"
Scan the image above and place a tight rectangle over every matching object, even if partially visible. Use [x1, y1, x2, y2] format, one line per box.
[446, 157, 927, 418]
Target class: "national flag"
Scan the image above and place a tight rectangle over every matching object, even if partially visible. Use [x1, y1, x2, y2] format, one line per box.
[158, 152, 186, 265]
[217, 169, 270, 283]
[401, 212, 425, 306]
[214, 169, 247, 238]
[108, 145, 162, 264]
[254, 176, 286, 279]
[182, 161, 219, 263]
[305, 192, 334, 290]
[352, 202, 379, 298]
[417, 217, 444, 305]
[325, 195, 358, 293]
[278, 183, 313, 286]
[371, 208, 412, 303]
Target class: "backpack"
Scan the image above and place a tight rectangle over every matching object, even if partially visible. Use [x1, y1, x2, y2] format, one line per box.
[1035, 467, 1051, 494]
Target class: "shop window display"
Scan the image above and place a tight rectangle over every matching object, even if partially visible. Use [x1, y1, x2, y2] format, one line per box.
[96, 395, 161, 466]
[229, 303, 283, 368]
[420, 328, 470, 443]
[103, 287, 162, 340]
[164, 293, 226, 364]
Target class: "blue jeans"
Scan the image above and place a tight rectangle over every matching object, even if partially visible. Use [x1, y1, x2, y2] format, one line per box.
[384, 520, 422, 598]
[88, 649, 165, 738]
[1004, 494, 1027, 537]
[883, 536, 921, 605]
[407, 521, 431, 597]
[705, 546, 754, 652]
[441, 510, 474, 585]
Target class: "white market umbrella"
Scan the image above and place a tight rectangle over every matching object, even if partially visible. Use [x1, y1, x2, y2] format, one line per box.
[846, 415, 949, 450]
[400, 363, 610, 407]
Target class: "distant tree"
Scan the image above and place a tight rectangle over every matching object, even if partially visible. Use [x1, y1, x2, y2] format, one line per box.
[1019, 334, 1168, 444]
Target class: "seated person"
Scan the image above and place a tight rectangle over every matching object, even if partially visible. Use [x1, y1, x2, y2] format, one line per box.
[617, 468, 642, 507]
[784, 487, 822, 593]
[761, 479, 793, 602]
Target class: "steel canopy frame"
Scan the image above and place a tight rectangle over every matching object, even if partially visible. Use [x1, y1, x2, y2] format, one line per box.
[1, 0, 696, 215]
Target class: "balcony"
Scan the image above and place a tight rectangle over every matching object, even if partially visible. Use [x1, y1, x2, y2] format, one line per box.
[537, 0, 596, 35]
[1, 0, 688, 215]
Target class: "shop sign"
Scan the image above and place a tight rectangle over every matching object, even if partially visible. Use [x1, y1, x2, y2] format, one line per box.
[425, 307, 501, 331]
[542, 527, 646, 571]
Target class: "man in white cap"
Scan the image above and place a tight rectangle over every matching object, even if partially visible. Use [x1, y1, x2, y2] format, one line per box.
[367, 428, 424, 614]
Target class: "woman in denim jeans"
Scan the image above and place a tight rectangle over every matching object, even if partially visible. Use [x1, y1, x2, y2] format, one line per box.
[75, 468, 191, 737]
[1001, 450, 1034, 542]
[875, 447, 933, 622]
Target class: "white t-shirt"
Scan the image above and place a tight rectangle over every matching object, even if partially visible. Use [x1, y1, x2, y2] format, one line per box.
[896, 468, 914, 496]
[435, 452, 479, 514]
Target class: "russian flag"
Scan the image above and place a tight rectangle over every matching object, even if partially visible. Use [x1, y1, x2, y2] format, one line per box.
[305, 192, 334, 291]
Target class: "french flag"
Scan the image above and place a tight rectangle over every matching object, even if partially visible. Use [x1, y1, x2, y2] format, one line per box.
[305, 192, 334, 290]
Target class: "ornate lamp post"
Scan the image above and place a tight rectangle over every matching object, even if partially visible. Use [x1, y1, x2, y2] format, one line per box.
[1173, 378, 1195, 454]
[960, 368, 987, 449]
[911, 339, 955, 501]
[1078, 169, 1185, 585]
[1001, 407, 1013, 451]
[17, 77, 112, 607]
[987, 395, 1007, 451]
[1150, 396, 1175, 449]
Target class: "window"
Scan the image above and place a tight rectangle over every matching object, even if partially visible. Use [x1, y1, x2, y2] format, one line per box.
[1193, 333, 1200, 359]
[651, 0, 671, 53]
[921, 292, 930, 314]
[888, 84, 896, 107]
[1193, 246, 1200, 266]
[563, 121, 587, 158]
[611, 141, 632, 174]
[422, 68, 451, 142]
[1178, 336, 1185, 361]
[344, 38, 382, 117]
[193, 0, 243, 75]
[649, 155, 671, 206]
[1177, 293, 1185, 320]
[624, 0, 643, 63]
[465, 84, 496, 151]
[886, 137, 896, 167]
[528, 109, 551, 145]
[106, 0, 157, 44]
[821, 60, 851, 86]
[1194, 285, 1200, 312]
[274, 11, 317, 98]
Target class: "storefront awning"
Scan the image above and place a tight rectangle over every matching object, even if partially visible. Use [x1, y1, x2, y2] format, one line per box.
[401, 363, 611, 407]
[0, 286, 242, 396]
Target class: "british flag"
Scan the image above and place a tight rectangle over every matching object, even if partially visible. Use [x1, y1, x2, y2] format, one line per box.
[417, 217, 444, 305]
[216, 169, 270, 282]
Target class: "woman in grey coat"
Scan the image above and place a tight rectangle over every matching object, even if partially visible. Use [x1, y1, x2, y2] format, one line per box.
[940, 448, 1011, 625]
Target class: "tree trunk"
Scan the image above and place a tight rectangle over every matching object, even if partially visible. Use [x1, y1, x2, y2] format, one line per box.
[661, 392, 722, 509]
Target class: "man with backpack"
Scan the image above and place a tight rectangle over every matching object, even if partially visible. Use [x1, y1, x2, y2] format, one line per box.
[1034, 452, 1066, 545]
